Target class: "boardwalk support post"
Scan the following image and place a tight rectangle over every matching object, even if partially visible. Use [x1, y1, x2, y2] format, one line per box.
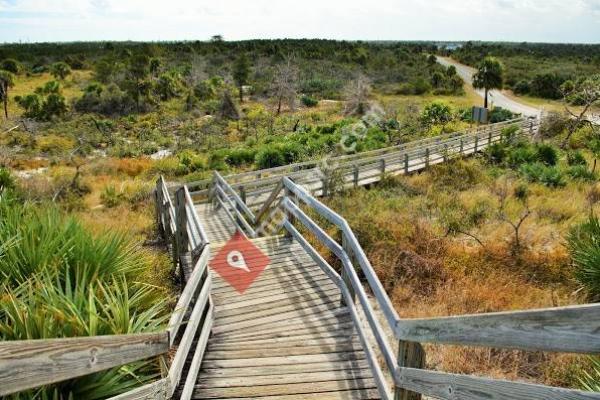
[175, 187, 191, 281]
[340, 235, 356, 306]
[395, 341, 425, 400]
[155, 177, 164, 235]
[284, 187, 295, 238]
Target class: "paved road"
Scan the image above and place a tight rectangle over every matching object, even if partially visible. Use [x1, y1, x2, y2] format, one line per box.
[436, 56, 541, 118]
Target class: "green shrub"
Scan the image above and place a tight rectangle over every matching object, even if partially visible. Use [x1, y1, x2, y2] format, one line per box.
[508, 144, 537, 167]
[567, 216, 600, 299]
[567, 151, 587, 166]
[225, 148, 256, 167]
[279, 142, 305, 163]
[421, 101, 453, 126]
[1, 58, 20, 74]
[255, 145, 286, 169]
[500, 124, 519, 142]
[566, 165, 596, 181]
[485, 143, 508, 164]
[489, 107, 515, 123]
[178, 150, 205, 172]
[519, 162, 565, 187]
[535, 143, 558, 166]
[208, 151, 228, 170]
[301, 95, 319, 107]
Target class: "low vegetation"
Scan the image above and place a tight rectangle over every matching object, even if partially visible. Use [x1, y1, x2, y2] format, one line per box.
[0, 181, 172, 399]
[324, 122, 600, 389]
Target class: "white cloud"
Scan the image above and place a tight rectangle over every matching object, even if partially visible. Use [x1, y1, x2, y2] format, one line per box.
[0, 0, 598, 42]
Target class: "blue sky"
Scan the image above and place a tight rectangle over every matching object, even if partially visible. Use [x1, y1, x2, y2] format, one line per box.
[1, 0, 599, 43]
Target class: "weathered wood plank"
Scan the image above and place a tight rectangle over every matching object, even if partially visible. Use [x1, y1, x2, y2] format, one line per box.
[167, 275, 211, 393]
[200, 351, 367, 368]
[200, 359, 371, 378]
[108, 378, 170, 400]
[0, 333, 169, 396]
[179, 302, 214, 400]
[219, 388, 381, 400]
[395, 368, 600, 400]
[167, 246, 210, 346]
[394, 303, 600, 353]
[203, 341, 363, 360]
[193, 378, 378, 398]
[197, 368, 375, 388]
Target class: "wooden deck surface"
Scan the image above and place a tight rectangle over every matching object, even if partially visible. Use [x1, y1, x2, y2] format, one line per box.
[188, 207, 380, 399]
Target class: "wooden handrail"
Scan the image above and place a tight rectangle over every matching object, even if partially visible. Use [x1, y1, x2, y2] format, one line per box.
[0, 333, 169, 396]
[394, 303, 600, 353]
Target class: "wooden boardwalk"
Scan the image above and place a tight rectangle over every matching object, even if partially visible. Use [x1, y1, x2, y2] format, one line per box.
[6, 117, 600, 400]
[191, 208, 381, 399]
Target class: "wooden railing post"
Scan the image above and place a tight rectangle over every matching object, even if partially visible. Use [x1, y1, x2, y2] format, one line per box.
[155, 178, 164, 236]
[353, 165, 359, 187]
[395, 340, 425, 400]
[239, 185, 246, 204]
[488, 129, 492, 146]
[284, 186, 294, 238]
[380, 159, 386, 177]
[404, 154, 409, 174]
[340, 235, 356, 306]
[175, 187, 192, 281]
[424, 148, 429, 168]
[322, 175, 329, 197]
[474, 135, 479, 152]
[459, 138, 464, 154]
[443, 144, 448, 162]
[235, 186, 246, 228]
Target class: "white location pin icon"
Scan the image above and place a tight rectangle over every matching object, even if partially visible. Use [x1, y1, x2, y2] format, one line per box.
[227, 250, 250, 272]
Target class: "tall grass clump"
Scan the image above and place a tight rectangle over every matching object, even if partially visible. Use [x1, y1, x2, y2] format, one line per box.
[0, 193, 169, 399]
[567, 215, 600, 299]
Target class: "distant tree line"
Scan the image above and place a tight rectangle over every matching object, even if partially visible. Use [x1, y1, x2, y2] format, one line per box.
[0, 39, 464, 120]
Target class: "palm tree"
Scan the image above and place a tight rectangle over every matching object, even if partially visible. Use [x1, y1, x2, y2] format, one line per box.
[0, 70, 15, 119]
[472, 56, 504, 108]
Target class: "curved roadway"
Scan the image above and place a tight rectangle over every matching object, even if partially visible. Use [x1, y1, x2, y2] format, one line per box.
[436, 56, 541, 118]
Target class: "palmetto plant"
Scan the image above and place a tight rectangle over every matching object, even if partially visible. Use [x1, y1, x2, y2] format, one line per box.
[0, 194, 169, 399]
[567, 215, 600, 299]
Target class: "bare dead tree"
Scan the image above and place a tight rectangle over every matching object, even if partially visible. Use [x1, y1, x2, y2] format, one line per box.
[561, 75, 600, 148]
[344, 73, 372, 116]
[272, 55, 299, 115]
[494, 179, 532, 255]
